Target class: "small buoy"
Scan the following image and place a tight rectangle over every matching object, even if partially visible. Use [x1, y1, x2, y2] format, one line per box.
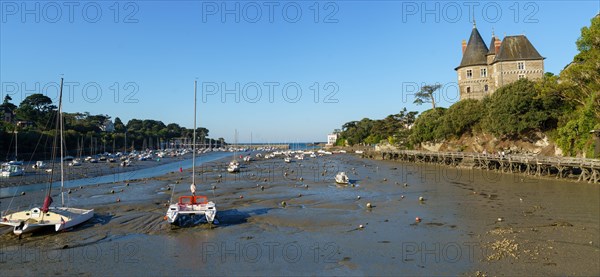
[357, 196, 361, 200]
[383, 178, 387, 182]
[163, 216, 168, 220]
[401, 195, 405, 199]
[79, 186, 83, 189]
[366, 203, 372, 208]
[264, 178, 268, 182]
[167, 187, 171, 191]
[281, 201, 287, 207]
[120, 189, 124, 192]
[126, 183, 129, 186]
[110, 190, 115, 194]
[358, 224, 364, 229]
[299, 177, 303, 181]
[20, 192, 25, 196]
[218, 174, 222, 178]
[116, 197, 121, 202]
[175, 181, 180, 184]
[415, 217, 421, 222]
[284, 172, 288, 176]
[305, 184, 308, 189]
[519, 198, 523, 202]
[260, 186, 264, 191]
[419, 196, 425, 201]
[68, 189, 72, 194]
[497, 217, 504, 222]
[298, 194, 302, 197]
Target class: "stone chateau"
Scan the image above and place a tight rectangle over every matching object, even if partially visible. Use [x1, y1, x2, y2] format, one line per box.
[455, 22, 545, 100]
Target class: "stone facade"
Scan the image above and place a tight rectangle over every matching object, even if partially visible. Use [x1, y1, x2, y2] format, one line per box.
[456, 24, 545, 101]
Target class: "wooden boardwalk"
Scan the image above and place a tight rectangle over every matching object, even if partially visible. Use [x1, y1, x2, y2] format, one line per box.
[363, 150, 600, 184]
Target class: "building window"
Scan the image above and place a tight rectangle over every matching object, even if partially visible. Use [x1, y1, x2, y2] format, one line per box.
[466, 87, 471, 93]
[518, 74, 526, 79]
[517, 62, 525, 70]
[466, 70, 473, 78]
[484, 84, 489, 92]
[480, 68, 487, 77]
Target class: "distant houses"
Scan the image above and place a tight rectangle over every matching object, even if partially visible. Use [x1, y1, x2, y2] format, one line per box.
[100, 119, 115, 132]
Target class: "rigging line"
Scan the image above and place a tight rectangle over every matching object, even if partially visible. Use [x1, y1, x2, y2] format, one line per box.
[3, 128, 15, 161]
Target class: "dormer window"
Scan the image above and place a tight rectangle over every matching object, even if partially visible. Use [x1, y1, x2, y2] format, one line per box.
[517, 62, 525, 70]
[466, 70, 473, 78]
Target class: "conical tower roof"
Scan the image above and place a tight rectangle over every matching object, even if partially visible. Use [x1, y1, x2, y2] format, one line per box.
[455, 24, 489, 70]
[487, 36, 498, 55]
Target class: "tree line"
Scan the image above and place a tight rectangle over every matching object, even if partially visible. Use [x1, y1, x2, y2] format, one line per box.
[335, 16, 599, 158]
[0, 94, 224, 161]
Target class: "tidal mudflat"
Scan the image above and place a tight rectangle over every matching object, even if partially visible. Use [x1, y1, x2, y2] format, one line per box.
[1, 153, 598, 276]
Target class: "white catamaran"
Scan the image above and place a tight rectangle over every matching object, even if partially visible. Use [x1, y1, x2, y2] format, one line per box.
[165, 80, 217, 226]
[0, 78, 94, 235]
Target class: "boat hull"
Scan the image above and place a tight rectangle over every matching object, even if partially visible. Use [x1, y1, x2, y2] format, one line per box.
[166, 202, 216, 226]
[1, 206, 94, 235]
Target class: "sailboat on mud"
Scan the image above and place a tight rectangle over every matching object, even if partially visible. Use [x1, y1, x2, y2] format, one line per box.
[165, 80, 217, 227]
[0, 78, 94, 236]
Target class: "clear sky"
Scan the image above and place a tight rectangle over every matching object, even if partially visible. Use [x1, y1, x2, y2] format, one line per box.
[1, 1, 597, 142]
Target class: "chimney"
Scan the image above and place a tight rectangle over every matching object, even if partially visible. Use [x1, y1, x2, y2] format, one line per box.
[462, 40, 467, 54]
[494, 39, 502, 54]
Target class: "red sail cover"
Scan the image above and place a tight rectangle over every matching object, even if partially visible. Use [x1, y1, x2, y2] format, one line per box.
[41, 196, 53, 213]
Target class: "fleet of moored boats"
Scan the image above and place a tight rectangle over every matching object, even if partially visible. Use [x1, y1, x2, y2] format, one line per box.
[0, 79, 358, 237]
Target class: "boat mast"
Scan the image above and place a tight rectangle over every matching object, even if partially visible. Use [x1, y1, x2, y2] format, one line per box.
[59, 78, 65, 207]
[192, 80, 197, 185]
[14, 130, 17, 161]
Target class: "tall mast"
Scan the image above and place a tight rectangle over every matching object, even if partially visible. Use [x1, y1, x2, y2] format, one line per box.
[14, 131, 17, 161]
[192, 80, 197, 185]
[59, 78, 65, 207]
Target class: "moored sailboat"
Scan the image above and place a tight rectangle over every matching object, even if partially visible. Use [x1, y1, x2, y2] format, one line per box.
[0, 78, 94, 235]
[165, 80, 217, 226]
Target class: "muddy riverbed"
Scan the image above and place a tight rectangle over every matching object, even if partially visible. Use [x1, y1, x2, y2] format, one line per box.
[0, 154, 598, 276]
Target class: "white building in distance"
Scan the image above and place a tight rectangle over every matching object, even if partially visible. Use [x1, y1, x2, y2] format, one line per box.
[327, 133, 338, 146]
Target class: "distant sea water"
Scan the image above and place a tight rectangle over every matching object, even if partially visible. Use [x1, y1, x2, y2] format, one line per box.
[238, 142, 325, 151]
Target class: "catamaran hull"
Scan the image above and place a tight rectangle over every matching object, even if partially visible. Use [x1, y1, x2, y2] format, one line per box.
[166, 203, 216, 226]
[54, 207, 94, 232]
[1, 207, 94, 235]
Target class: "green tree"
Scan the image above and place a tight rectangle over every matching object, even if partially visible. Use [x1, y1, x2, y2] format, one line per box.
[1, 95, 17, 112]
[559, 16, 600, 118]
[409, 107, 447, 144]
[441, 99, 484, 138]
[481, 79, 560, 138]
[413, 84, 441, 109]
[16, 94, 56, 128]
[114, 117, 126, 133]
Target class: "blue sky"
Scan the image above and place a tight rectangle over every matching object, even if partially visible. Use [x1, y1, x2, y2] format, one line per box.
[1, 1, 597, 142]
